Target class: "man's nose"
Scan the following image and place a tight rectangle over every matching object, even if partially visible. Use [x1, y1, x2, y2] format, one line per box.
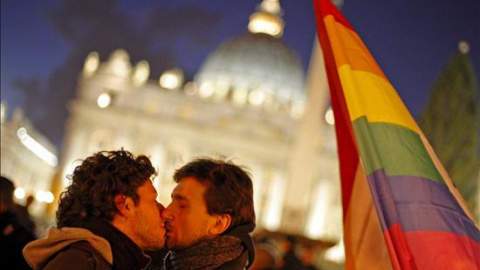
[156, 202, 165, 216]
[161, 205, 173, 220]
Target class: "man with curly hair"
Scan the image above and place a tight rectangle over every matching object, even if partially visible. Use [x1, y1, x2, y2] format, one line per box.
[23, 150, 165, 270]
[162, 158, 256, 270]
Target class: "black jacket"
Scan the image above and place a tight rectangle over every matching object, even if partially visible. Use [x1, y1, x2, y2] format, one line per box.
[0, 211, 36, 270]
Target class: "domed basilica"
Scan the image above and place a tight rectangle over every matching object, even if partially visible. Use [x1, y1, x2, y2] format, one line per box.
[58, 0, 343, 246]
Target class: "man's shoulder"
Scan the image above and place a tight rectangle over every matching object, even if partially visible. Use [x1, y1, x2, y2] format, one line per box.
[43, 241, 112, 270]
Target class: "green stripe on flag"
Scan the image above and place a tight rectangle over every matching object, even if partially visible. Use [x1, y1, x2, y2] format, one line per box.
[352, 117, 444, 184]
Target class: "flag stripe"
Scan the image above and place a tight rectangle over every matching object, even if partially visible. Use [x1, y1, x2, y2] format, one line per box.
[318, 0, 355, 32]
[405, 232, 480, 269]
[313, 0, 359, 219]
[383, 224, 416, 270]
[352, 117, 444, 183]
[341, 68, 419, 132]
[313, 0, 480, 269]
[344, 165, 394, 270]
[368, 170, 480, 242]
[324, 16, 387, 80]
[419, 132, 480, 223]
[387, 175, 465, 216]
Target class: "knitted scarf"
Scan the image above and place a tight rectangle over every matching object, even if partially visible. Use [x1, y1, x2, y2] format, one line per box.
[164, 235, 244, 270]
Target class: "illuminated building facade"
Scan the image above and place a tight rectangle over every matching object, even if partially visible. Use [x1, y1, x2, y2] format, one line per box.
[0, 102, 58, 215]
[59, 0, 343, 246]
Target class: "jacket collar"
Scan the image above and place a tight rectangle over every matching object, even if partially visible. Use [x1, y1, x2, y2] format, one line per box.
[70, 218, 151, 270]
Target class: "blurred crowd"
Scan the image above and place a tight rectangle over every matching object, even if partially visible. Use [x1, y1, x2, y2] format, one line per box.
[1, 176, 37, 269]
[250, 235, 323, 270]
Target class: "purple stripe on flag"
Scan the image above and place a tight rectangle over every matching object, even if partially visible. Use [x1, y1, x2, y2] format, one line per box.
[367, 169, 480, 242]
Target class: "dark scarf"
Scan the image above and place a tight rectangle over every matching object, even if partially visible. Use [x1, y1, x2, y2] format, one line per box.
[164, 224, 255, 270]
[68, 218, 151, 270]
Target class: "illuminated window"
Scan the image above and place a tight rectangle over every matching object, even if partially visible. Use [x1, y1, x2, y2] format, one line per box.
[97, 93, 112, 108]
[248, 89, 265, 106]
[325, 107, 335, 125]
[108, 49, 131, 78]
[132, 60, 150, 86]
[232, 87, 249, 105]
[199, 81, 214, 98]
[0, 102, 6, 123]
[184, 82, 198, 96]
[83, 52, 99, 77]
[14, 187, 26, 199]
[159, 68, 184, 90]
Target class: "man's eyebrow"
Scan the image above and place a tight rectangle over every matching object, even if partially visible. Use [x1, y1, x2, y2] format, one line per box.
[172, 193, 189, 202]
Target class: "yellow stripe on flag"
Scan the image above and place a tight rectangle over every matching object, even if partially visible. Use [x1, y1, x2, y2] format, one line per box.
[338, 66, 419, 133]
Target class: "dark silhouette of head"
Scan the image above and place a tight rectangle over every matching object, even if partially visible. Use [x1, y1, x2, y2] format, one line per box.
[0, 175, 15, 212]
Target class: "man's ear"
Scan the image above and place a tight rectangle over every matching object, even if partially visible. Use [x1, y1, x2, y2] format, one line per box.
[114, 195, 134, 217]
[209, 214, 232, 236]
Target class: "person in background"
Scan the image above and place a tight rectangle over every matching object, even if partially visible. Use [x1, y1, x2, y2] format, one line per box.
[279, 236, 303, 270]
[0, 175, 36, 270]
[23, 150, 166, 270]
[299, 246, 321, 270]
[250, 242, 281, 270]
[162, 157, 256, 270]
[13, 194, 37, 236]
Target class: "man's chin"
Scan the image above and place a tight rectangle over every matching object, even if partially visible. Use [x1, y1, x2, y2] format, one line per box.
[171, 236, 210, 251]
[144, 245, 165, 252]
[141, 238, 166, 251]
[165, 239, 187, 251]
[165, 241, 177, 250]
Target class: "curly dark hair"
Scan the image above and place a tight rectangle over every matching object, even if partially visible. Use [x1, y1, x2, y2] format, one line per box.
[173, 158, 255, 231]
[56, 150, 156, 227]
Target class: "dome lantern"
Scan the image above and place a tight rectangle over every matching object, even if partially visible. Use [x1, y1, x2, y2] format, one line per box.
[248, 0, 284, 38]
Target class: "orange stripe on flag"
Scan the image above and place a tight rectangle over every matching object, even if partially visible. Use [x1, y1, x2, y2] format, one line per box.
[324, 15, 387, 81]
[344, 165, 393, 270]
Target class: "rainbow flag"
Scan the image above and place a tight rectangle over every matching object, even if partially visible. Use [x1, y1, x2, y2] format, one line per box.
[312, 0, 480, 269]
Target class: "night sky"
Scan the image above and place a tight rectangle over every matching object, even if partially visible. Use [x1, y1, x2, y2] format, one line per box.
[1, 0, 479, 151]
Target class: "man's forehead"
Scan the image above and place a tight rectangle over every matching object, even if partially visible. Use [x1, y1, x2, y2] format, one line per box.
[172, 177, 206, 199]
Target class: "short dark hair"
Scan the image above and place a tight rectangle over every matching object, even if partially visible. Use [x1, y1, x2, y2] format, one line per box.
[0, 175, 15, 209]
[173, 158, 256, 231]
[56, 150, 156, 227]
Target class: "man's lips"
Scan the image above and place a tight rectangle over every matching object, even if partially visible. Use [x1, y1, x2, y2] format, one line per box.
[165, 222, 174, 232]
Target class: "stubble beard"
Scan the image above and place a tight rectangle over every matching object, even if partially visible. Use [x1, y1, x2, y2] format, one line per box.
[133, 214, 164, 250]
[167, 231, 211, 251]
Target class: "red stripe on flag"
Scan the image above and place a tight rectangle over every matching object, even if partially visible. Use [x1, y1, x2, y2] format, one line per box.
[405, 231, 480, 270]
[313, 0, 359, 221]
[317, 0, 355, 32]
[384, 224, 418, 270]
